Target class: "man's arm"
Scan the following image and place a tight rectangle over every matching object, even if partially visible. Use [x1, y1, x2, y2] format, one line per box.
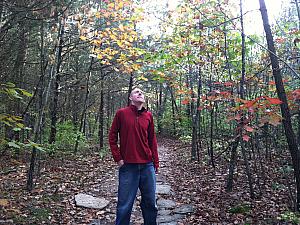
[109, 111, 122, 163]
[148, 113, 159, 171]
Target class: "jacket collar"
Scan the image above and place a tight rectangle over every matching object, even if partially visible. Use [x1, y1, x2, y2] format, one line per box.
[129, 104, 147, 114]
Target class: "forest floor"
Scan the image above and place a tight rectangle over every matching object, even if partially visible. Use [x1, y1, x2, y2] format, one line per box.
[0, 137, 297, 224]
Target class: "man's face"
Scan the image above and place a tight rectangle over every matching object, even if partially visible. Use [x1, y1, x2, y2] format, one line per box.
[130, 88, 145, 103]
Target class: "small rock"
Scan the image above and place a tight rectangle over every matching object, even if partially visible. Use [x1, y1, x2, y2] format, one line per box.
[173, 204, 194, 214]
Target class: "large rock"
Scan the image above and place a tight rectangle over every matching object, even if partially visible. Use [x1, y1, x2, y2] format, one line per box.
[75, 193, 109, 209]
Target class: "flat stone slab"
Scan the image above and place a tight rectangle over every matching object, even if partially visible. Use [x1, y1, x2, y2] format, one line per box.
[158, 209, 172, 216]
[174, 204, 194, 214]
[75, 193, 109, 209]
[160, 222, 178, 225]
[89, 219, 102, 225]
[157, 214, 184, 223]
[157, 199, 176, 209]
[156, 184, 172, 195]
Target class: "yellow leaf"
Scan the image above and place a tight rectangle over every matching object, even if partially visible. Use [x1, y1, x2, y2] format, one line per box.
[117, 40, 123, 47]
[97, 54, 103, 59]
[108, 3, 115, 8]
[80, 36, 87, 41]
[95, 12, 101, 18]
[0, 199, 9, 207]
[139, 75, 148, 81]
[118, 2, 124, 8]
[119, 24, 125, 32]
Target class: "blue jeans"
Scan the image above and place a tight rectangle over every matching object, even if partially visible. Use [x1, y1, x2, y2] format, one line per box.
[116, 162, 157, 225]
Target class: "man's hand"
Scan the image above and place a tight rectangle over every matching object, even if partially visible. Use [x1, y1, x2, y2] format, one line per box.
[117, 160, 124, 168]
[155, 167, 159, 174]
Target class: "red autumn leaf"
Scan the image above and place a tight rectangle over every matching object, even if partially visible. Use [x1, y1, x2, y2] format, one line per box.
[292, 89, 300, 100]
[244, 100, 256, 108]
[223, 82, 233, 87]
[268, 81, 275, 85]
[213, 82, 221, 85]
[265, 97, 282, 105]
[197, 106, 204, 110]
[235, 113, 241, 121]
[244, 125, 254, 132]
[182, 99, 189, 105]
[275, 37, 285, 43]
[219, 91, 231, 96]
[243, 134, 250, 142]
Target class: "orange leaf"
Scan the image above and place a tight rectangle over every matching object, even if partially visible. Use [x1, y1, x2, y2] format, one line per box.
[265, 97, 282, 104]
[182, 99, 189, 105]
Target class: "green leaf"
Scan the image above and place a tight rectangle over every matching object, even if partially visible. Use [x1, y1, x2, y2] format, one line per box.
[16, 88, 33, 97]
[4, 82, 16, 88]
[13, 127, 22, 131]
[8, 141, 20, 148]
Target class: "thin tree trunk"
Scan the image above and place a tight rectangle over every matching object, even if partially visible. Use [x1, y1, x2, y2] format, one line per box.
[240, 0, 255, 199]
[98, 72, 104, 149]
[226, 138, 240, 191]
[27, 21, 46, 191]
[74, 60, 92, 153]
[191, 67, 202, 160]
[259, 0, 300, 210]
[295, 0, 300, 30]
[127, 72, 134, 106]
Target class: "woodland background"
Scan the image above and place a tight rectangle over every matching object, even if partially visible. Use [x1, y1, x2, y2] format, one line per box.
[1, 0, 300, 224]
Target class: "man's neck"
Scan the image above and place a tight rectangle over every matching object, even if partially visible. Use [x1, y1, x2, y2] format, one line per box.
[131, 102, 143, 110]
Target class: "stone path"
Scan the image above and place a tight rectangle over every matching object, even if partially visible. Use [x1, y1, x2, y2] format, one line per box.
[76, 145, 194, 225]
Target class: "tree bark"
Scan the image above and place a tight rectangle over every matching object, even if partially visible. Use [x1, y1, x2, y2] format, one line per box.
[259, 0, 300, 210]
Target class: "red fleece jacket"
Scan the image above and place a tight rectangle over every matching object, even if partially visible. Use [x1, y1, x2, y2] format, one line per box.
[109, 105, 159, 169]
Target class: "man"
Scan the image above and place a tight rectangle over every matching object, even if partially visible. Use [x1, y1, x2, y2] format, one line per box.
[109, 88, 159, 225]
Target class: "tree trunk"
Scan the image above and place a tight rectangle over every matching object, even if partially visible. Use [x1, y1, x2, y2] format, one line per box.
[98, 72, 104, 149]
[127, 72, 134, 106]
[74, 59, 92, 153]
[259, 0, 300, 210]
[226, 138, 240, 192]
[191, 67, 202, 160]
[27, 21, 47, 191]
[295, 0, 300, 30]
[240, 0, 255, 199]
[49, 17, 65, 144]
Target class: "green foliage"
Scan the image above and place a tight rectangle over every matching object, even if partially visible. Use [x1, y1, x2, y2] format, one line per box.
[178, 135, 192, 144]
[278, 211, 300, 224]
[271, 182, 285, 191]
[44, 121, 87, 153]
[0, 82, 32, 100]
[229, 203, 251, 214]
[30, 207, 51, 222]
